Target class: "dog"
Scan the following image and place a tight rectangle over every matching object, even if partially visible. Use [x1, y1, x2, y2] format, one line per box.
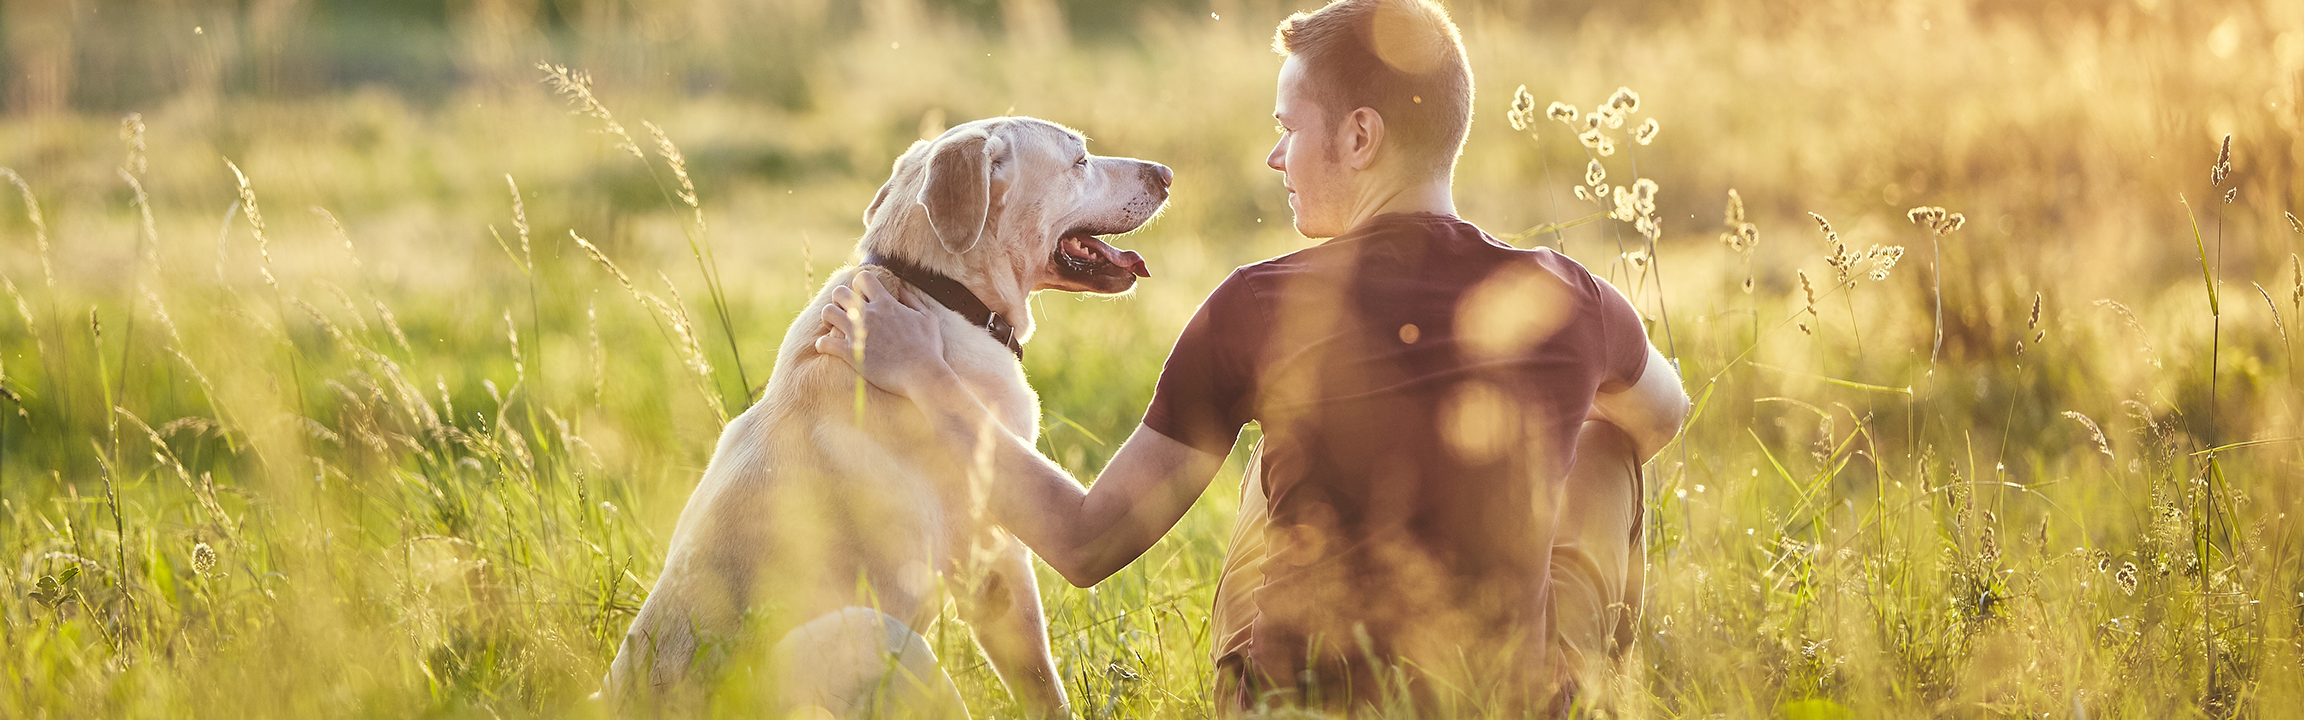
[602, 116, 1169, 718]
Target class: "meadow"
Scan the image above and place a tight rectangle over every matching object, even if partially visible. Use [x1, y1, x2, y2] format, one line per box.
[1, 0, 2301, 716]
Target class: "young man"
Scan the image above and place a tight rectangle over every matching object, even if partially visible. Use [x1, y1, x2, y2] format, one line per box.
[817, 0, 1689, 713]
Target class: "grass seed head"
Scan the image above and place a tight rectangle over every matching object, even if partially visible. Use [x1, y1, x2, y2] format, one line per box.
[2210, 133, 2232, 187]
[119, 113, 147, 176]
[539, 63, 647, 162]
[2286, 211, 2300, 235]
[1546, 101, 1577, 123]
[1865, 245, 1904, 281]
[1633, 117, 1660, 145]
[1596, 135, 1617, 156]
[1508, 85, 1535, 131]
[2062, 411, 2114, 461]
[1574, 185, 1592, 202]
[1607, 86, 1641, 113]
[2115, 562, 2139, 595]
[191, 542, 217, 577]
[1586, 159, 1606, 188]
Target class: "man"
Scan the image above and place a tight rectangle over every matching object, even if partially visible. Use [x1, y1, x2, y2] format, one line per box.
[817, 0, 1690, 713]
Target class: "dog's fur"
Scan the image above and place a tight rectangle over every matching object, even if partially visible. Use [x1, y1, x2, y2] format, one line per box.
[603, 117, 1169, 718]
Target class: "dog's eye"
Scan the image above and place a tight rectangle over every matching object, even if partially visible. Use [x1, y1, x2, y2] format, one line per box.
[1074, 156, 1089, 168]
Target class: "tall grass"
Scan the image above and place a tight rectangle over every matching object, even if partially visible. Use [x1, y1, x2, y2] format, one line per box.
[2, 0, 2301, 717]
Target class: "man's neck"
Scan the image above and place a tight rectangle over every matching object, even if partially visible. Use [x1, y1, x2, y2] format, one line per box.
[1340, 175, 1456, 233]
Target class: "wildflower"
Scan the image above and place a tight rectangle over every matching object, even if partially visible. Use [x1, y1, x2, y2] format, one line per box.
[1611, 186, 1636, 221]
[1585, 159, 1606, 188]
[1596, 135, 1616, 157]
[1578, 128, 1604, 150]
[1508, 85, 1537, 132]
[1546, 102, 1578, 123]
[1607, 86, 1641, 113]
[1633, 118, 1660, 145]
[2115, 562, 2138, 595]
[1583, 112, 1603, 132]
[192, 542, 217, 576]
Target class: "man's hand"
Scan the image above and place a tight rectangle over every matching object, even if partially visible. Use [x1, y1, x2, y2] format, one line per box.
[816, 272, 950, 398]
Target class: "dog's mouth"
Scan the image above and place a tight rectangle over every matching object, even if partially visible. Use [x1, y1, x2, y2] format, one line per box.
[1055, 231, 1150, 280]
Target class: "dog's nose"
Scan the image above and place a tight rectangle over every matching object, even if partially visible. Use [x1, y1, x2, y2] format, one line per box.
[1149, 163, 1173, 188]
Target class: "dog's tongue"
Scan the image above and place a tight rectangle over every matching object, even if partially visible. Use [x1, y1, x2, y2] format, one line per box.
[1081, 236, 1151, 278]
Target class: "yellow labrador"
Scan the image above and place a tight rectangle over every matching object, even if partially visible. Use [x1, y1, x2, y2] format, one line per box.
[603, 117, 1168, 718]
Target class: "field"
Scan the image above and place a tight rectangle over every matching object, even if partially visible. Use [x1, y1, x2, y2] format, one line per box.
[2, 0, 2301, 716]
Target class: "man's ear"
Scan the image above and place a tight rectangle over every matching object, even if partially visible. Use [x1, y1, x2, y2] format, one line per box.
[1344, 107, 1385, 171]
[918, 131, 1006, 254]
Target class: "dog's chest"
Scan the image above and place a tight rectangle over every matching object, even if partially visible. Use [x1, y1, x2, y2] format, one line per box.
[937, 312, 1041, 441]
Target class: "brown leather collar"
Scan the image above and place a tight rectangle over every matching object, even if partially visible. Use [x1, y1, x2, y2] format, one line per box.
[861, 252, 1021, 359]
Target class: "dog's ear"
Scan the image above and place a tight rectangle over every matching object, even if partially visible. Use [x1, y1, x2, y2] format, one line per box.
[865, 140, 927, 228]
[918, 131, 1005, 254]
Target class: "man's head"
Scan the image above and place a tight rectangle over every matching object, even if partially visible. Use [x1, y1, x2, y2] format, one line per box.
[1267, 0, 1472, 238]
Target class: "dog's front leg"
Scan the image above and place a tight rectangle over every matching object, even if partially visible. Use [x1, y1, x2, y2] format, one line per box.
[963, 535, 1071, 719]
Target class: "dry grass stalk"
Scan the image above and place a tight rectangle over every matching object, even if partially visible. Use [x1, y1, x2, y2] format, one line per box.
[2061, 411, 2114, 461]
[538, 63, 646, 162]
[119, 113, 148, 176]
[504, 175, 532, 267]
[644, 121, 708, 235]
[121, 171, 159, 264]
[225, 161, 279, 291]
[1, 168, 54, 290]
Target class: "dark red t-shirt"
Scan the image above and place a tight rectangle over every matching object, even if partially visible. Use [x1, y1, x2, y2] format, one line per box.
[1142, 212, 1650, 704]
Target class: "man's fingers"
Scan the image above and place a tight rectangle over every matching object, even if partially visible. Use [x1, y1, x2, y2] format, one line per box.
[813, 331, 852, 360]
[854, 271, 890, 303]
[821, 303, 855, 335]
[828, 284, 860, 312]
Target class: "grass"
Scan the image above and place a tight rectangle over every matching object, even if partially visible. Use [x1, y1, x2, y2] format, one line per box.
[2, 0, 2301, 717]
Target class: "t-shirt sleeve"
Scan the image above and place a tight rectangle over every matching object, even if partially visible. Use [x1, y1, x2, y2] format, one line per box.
[1142, 269, 1263, 456]
[1591, 275, 1652, 393]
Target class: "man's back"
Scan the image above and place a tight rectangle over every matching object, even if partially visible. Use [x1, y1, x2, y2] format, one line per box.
[1144, 212, 1652, 708]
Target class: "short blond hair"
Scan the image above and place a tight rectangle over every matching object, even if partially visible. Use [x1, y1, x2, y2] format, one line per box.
[1274, 0, 1474, 176]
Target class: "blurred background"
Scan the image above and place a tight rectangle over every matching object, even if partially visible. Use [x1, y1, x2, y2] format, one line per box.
[2, 0, 2301, 717]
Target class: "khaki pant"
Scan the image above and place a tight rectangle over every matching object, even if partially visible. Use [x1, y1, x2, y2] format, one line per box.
[1210, 421, 1645, 714]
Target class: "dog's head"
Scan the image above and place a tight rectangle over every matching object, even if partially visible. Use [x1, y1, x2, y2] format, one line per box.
[860, 117, 1170, 338]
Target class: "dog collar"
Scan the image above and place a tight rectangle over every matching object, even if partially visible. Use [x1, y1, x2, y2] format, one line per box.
[861, 252, 1022, 359]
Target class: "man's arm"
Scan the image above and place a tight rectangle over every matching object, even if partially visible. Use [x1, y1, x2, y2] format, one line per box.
[1588, 342, 1689, 463]
[817, 273, 1230, 587]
